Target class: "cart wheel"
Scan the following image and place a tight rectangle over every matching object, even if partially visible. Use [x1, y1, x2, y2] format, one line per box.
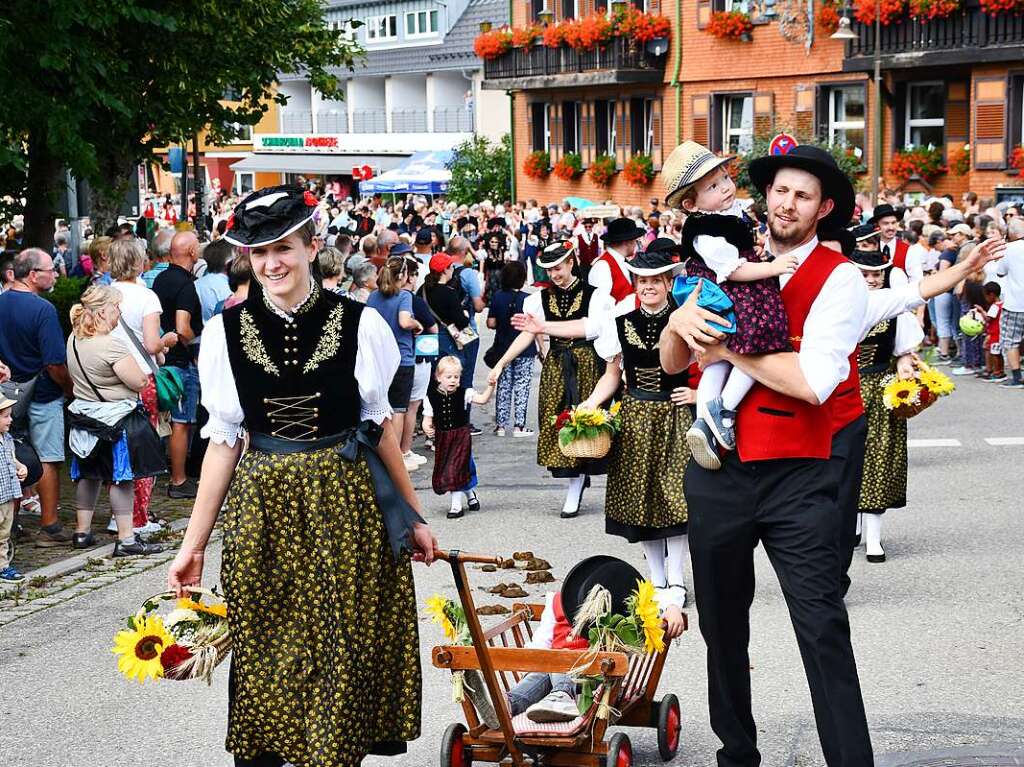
[440, 722, 472, 767]
[656, 694, 682, 761]
[605, 732, 633, 767]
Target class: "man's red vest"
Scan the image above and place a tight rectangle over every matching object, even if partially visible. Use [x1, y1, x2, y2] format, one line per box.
[575, 233, 600, 267]
[887, 239, 909, 273]
[551, 592, 589, 650]
[736, 245, 849, 462]
[830, 350, 864, 434]
[595, 250, 634, 304]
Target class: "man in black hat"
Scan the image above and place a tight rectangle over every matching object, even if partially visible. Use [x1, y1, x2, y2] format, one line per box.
[660, 145, 875, 767]
[869, 204, 921, 284]
[589, 217, 645, 306]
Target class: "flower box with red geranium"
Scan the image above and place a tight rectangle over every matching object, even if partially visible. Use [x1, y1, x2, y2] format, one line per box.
[1010, 146, 1024, 173]
[908, 0, 961, 19]
[949, 145, 970, 176]
[543, 22, 567, 48]
[589, 153, 617, 187]
[473, 28, 513, 60]
[524, 150, 550, 179]
[888, 146, 946, 182]
[707, 10, 754, 39]
[854, 0, 907, 25]
[980, 0, 1024, 14]
[623, 154, 655, 187]
[818, 1, 841, 34]
[511, 25, 540, 48]
[553, 152, 584, 180]
[614, 7, 672, 42]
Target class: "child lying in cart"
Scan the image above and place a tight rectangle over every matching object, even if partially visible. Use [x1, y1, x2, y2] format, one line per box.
[510, 555, 686, 723]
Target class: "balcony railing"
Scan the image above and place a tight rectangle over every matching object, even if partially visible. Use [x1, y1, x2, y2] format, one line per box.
[351, 108, 388, 133]
[316, 111, 349, 133]
[280, 110, 313, 134]
[845, 0, 1024, 65]
[433, 106, 475, 132]
[483, 36, 666, 85]
[391, 109, 428, 133]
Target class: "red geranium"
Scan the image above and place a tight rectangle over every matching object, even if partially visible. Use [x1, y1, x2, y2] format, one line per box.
[623, 154, 655, 187]
[474, 29, 513, 59]
[554, 409, 572, 430]
[523, 150, 550, 179]
[553, 153, 584, 180]
[160, 643, 194, 676]
[706, 10, 754, 39]
[1011, 146, 1024, 172]
[615, 7, 672, 42]
[589, 153, 617, 187]
[818, 2, 841, 34]
[511, 25, 540, 48]
[980, 0, 1024, 13]
[909, 0, 960, 18]
[854, 0, 907, 25]
[888, 146, 946, 181]
[543, 22, 567, 47]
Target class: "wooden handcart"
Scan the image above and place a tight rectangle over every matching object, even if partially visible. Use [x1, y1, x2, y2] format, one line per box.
[432, 551, 687, 767]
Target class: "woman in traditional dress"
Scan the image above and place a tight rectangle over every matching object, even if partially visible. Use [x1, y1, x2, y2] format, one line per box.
[488, 240, 612, 518]
[850, 246, 923, 564]
[578, 241, 693, 615]
[167, 186, 438, 767]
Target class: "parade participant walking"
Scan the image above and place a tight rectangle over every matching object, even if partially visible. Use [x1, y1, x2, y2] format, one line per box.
[589, 217, 645, 305]
[871, 204, 923, 283]
[848, 247, 923, 563]
[660, 145, 874, 767]
[662, 141, 798, 470]
[166, 185, 438, 767]
[489, 241, 613, 518]
[422, 355, 493, 518]
[573, 214, 600, 278]
[578, 240, 692, 619]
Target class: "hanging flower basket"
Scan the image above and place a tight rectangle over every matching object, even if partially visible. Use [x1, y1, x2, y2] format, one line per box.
[853, 0, 907, 25]
[623, 154, 655, 187]
[980, 0, 1024, 13]
[908, 0, 961, 19]
[524, 150, 550, 180]
[818, 1, 842, 34]
[888, 146, 946, 182]
[553, 152, 584, 180]
[473, 28, 513, 60]
[707, 10, 754, 39]
[1010, 146, 1024, 174]
[949, 144, 970, 177]
[589, 153, 617, 187]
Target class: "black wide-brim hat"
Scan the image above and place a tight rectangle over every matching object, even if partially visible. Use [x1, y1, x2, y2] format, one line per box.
[849, 248, 892, 271]
[561, 555, 644, 628]
[626, 238, 686, 277]
[603, 217, 646, 243]
[747, 145, 855, 231]
[536, 239, 576, 268]
[867, 203, 903, 225]
[223, 185, 319, 248]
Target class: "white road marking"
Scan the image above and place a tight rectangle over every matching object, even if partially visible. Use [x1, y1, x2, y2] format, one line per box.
[908, 438, 961, 448]
[984, 437, 1024, 446]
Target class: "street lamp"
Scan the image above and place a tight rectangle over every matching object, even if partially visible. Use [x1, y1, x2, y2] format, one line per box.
[479, 20, 492, 32]
[762, 0, 778, 19]
[538, 6, 554, 24]
[611, 0, 628, 14]
[829, 15, 857, 39]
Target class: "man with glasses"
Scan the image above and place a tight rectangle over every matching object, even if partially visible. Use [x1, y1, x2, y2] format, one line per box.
[0, 249, 74, 547]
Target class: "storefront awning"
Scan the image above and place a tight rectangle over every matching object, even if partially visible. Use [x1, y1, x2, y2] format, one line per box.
[230, 153, 407, 175]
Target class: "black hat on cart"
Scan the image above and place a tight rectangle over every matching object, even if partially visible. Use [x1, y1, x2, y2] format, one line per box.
[561, 555, 644, 627]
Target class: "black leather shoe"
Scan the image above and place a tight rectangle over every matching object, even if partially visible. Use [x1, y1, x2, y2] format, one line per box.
[866, 551, 886, 563]
[72, 532, 97, 549]
[446, 509, 464, 519]
[559, 509, 579, 519]
[113, 540, 166, 557]
[467, 492, 481, 512]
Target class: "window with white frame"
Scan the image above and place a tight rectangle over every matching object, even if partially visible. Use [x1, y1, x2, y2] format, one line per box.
[721, 94, 753, 153]
[226, 122, 253, 143]
[405, 10, 439, 36]
[330, 19, 357, 41]
[905, 82, 944, 147]
[234, 172, 254, 196]
[827, 84, 865, 160]
[595, 100, 616, 156]
[366, 15, 397, 41]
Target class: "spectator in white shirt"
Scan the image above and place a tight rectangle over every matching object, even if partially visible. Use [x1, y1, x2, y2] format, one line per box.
[996, 219, 1024, 387]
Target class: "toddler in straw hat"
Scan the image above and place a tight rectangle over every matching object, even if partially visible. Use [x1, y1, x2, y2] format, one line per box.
[663, 141, 796, 470]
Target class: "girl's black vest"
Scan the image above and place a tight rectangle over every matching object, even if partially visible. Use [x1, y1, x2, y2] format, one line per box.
[426, 386, 469, 431]
[617, 303, 690, 394]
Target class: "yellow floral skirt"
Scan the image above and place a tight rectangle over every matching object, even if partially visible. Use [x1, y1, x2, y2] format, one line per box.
[222, 446, 421, 767]
[537, 344, 604, 476]
[858, 370, 908, 512]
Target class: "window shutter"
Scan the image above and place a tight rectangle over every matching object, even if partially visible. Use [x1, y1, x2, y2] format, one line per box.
[549, 103, 562, 164]
[892, 82, 907, 152]
[648, 0, 662, 13]
[691, 94, 710, 147]
[582, 102, 595, 168]
[697, 0, 712, 28]
[973, 76, 1006, 169]
[527, 102, 537, 153]
[753, 92, 774, 140]
[651, 98, 663, 169]
[794, 84, 817, 142]
[620, 99, 633, 161]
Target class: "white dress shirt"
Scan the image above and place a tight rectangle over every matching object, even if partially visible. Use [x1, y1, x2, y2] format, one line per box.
[587, 245, 630, 304]
[880, 238, 924, 283]
[770, 236, 868, 405]
[860, 280, 927, 339]
[995, 239, 1024, 312]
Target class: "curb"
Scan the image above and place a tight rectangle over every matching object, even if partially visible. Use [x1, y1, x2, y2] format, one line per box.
[6, 516, 192, 588]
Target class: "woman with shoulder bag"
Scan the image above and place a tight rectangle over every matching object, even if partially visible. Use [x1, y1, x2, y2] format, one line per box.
[420, 252, 476, 370]
[110, 238, 177, 535]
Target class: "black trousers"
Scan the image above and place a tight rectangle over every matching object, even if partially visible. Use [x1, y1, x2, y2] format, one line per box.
[830, 416, 868, 598]
[686, 453, 873, 767]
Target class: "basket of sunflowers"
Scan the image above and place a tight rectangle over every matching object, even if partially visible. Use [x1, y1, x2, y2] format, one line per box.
[553, 403, 621, 459]
[111, 587, 230, 685]
[881, 361, 955, 419]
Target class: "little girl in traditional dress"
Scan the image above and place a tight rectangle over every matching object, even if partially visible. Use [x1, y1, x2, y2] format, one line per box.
[423, 355, 494, 518]
[663, 141, 798, 470]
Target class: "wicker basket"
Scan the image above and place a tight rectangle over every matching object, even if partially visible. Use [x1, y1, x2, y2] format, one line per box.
[890, 388, 936, 420]
[559, 430, 613, 459]
[142, 587, 232, 683]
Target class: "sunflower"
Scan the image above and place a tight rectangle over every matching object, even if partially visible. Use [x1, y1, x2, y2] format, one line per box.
[632, 579, 666, 655]
[882, 378, 921, 410]
[918, 366, 955, 396]
[609, 401, 621, 417]
[425, 595, 457, 641]
[177, 597, 228, 619]
[112, 615, 175, 683]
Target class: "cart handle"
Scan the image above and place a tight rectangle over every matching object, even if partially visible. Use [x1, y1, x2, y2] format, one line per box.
[435, 550, 506, 566]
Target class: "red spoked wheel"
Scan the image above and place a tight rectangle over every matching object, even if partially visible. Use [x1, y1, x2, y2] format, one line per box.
[605, 732, 633, 767]
[656, 694, 682, 761]
[440, 722, 472, 767]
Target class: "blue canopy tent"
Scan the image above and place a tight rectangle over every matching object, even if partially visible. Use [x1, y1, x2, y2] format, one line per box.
[358, 151, 453, 196]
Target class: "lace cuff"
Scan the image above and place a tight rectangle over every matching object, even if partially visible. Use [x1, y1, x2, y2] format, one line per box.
[201, 416, 246, 447]
[360, 402, 393, 425]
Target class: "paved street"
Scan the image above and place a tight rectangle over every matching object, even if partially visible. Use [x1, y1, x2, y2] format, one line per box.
[1, 363, 1023, 767]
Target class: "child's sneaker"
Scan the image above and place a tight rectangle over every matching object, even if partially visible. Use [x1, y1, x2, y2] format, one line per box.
[513, 427, 535, 437]
[698, 397, 736, 451]
[988, 373, 1008, 382]
[0, 566, 25, 584]
[686, 418, 723, 470]
[525, 691, 579, 723]
[19, 495, 41, 516]
[494, 427, 506, 436]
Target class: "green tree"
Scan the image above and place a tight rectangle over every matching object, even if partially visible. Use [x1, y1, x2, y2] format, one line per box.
[0, 1, 363, 245]
[446, 134, 512, 206]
